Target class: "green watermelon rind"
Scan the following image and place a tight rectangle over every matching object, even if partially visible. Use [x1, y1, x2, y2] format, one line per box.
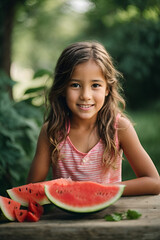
[44, 184, 125, 213]
[7, 189, 29, 207]
[7, 188, 50, 207]
[6, 182, 50, 207]
[6, 179, 69, 207]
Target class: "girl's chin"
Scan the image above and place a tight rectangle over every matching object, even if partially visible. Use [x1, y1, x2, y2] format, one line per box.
[72, 113, 98, 121]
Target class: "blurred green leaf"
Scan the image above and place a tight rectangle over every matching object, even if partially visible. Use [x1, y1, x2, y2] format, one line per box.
[0, 71, 15, 89]
[105, 210, 142, 221]
[105, 213, 122, 221]
[126, 209, 142, 220]
[33, 69, 52, 79]
[24, 86, 45, 94]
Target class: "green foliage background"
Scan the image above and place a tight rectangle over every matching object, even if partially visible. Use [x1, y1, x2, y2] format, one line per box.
[0, 0, 160, 195]
[0, 71, 43, 196]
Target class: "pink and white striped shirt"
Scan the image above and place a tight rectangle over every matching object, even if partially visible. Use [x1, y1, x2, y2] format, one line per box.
[52, 114, 122, 184]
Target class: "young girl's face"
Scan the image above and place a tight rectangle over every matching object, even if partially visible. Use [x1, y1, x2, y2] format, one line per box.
[65, 59, 108, 122]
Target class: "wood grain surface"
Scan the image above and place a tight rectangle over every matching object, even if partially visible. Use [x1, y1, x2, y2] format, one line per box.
[0, 195, 160, 240]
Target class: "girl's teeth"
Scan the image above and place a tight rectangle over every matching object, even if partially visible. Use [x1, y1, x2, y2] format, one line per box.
[79, 105, 92, 108]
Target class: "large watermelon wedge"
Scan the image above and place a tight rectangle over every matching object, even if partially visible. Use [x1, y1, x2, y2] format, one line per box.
[7, 178, 70, 207]
[45, 180, 125, 213]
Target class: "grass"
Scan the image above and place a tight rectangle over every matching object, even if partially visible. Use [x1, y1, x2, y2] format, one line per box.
[122, 110, 160, 181]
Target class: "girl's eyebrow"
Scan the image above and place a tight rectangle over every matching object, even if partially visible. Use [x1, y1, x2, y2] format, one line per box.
[70, 79, 105, 83]
[91, 79, 105, 83]
[69, 79, 81, 82]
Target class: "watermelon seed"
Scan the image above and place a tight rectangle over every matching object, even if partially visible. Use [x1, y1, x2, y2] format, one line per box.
[96, 192, 105, 196]
[19, 188, 21, 192]
[29, 189, 32, 193]
[56, 190, 63, 194]
[20, 212, 23, 216]
[8, 201, 11, 204]
[26, 187, 28, 190]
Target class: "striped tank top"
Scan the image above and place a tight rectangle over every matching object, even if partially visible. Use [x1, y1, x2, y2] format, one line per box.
[52, 114, 122, 184]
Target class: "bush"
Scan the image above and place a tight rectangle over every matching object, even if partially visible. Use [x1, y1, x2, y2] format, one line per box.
[104, 19, 160, 109]
[0, 71, 43, 196]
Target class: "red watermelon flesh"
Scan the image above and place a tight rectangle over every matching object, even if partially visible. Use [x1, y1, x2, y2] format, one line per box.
[28, 200, 44, 218]
[0, 196, 21, 221]
[7, 178, 70, 207]
[26, 211, 39, 222]
[45, 180, 125, 213]
[14, 209, 28, 222]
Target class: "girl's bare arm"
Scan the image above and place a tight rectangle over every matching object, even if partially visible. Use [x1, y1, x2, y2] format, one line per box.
[27, 123, 52, 183]
[118, 117, 160, 195]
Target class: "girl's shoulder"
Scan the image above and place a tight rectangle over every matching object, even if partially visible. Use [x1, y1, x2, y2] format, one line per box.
[117, 114, 132, 130]
[117, 114, 137, 146]
[40, 122, 48, 136]
[41, 121, 49, 131]
[39, 121, 50, 143]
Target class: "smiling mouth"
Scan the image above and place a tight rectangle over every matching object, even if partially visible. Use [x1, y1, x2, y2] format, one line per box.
[77, 104, 94, 109]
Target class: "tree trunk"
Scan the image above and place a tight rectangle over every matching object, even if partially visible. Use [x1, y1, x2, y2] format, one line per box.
[0, 0, 17, 98]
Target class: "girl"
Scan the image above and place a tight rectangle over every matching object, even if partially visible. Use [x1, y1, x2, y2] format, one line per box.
[27, 41, 160, 195]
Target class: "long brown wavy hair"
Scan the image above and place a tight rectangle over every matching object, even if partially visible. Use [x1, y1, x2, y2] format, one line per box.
[45, 41, 126, 168]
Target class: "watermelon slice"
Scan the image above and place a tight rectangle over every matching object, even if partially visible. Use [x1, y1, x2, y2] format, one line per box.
[26, 211, 39, 222]
[0, 196, 21, 221]
[14, 209, 28, 222]
[7, 180, 57, 206]
[28, 200, 44, 218]
[45, 180, 125, 213]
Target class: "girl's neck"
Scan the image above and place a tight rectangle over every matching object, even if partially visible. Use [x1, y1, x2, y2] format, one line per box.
[68, 116, 100, 153]
[70, 116, 97, 131]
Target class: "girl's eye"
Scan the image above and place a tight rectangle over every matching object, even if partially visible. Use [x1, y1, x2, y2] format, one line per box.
[92, 83, 101, 88]
[70, 83, 80, 88]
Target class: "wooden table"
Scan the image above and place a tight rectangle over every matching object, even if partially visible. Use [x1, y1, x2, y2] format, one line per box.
[0, 195, 160, 240]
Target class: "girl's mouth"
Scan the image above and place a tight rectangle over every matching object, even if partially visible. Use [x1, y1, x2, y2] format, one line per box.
[77, 104, 94, 110]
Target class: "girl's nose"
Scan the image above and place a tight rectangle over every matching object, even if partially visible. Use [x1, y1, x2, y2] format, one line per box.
[80, 87, 91, 100]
